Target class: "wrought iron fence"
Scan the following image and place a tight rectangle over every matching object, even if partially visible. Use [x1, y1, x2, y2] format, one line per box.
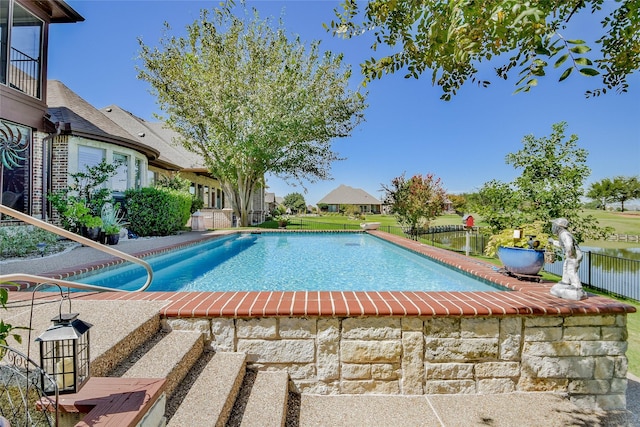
[544, 251, 640, 302]
[9, 47, 40, 98]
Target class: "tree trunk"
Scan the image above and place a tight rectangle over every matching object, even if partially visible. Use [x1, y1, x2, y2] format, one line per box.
[221, 176, 256, 227]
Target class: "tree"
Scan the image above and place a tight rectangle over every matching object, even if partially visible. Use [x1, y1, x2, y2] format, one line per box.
[586, 177, 615, 209]
[328, 0, 639, 99]
[611, 175, 640, 211]
[382, 173, 446, 237]
[283, 192, 307, 214]
[472, 122, 610, 242]
[138, 7, 367, 226]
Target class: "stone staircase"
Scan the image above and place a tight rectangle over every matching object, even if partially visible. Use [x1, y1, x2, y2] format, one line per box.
[79, 310, 290, 426]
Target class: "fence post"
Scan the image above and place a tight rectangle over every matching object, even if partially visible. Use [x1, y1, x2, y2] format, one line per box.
[587, 250, 592, 286]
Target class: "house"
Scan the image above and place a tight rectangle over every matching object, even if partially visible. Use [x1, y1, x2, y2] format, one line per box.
[317, 184, 382, 214]
[0, 0, 84, 220]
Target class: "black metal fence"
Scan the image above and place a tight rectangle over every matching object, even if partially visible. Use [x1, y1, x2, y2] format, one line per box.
[544, 251, 640, 302]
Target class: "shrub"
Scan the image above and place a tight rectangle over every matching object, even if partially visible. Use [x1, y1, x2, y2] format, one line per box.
[125, 187, 191, 236]
[484, 221, 551, 258]
[0, 226, 65, 258]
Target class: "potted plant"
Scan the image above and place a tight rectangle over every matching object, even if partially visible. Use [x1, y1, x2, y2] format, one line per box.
[101, 203, 128, 245]
[485, 221, 551, 276]
[80, 214, 103, 241]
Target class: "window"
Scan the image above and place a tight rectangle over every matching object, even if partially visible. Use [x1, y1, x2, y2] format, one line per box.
[134, 158, 142, 189]
[112, 153, 128, 192]
[1, 1, 44, 98]
[78, 146, 104, 172]
[0, 119, 30, 213]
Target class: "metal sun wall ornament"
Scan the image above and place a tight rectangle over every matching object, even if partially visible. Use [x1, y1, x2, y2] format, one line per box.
[0, 122, 29, 210]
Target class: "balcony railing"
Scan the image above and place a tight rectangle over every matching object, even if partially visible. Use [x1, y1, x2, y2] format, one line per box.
[8, 47, 40, 98]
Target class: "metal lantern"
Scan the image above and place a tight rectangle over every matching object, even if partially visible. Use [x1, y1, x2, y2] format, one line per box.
[36, 312, 93, 395]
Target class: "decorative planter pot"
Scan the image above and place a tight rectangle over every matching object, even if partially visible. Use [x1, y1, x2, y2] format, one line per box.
[106, 234, 120, 245]
[82, 226, 101, 241]
[497, 246, 545, 276]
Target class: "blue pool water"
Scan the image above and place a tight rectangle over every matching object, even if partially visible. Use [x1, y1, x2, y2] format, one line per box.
[70, 233, 506, 292]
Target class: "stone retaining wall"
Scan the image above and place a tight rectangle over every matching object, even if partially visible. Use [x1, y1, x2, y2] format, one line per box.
[165, 313, 629, 411]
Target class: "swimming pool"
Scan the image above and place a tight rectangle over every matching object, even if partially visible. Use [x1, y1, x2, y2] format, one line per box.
[70, 232, 506, 292]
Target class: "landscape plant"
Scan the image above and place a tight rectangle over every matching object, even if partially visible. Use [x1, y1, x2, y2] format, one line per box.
[125, 187, 191, 236]
[473, 122, 611, 244]
[283, 192, 307, 214]
[0, 226, 62, 259]
[137, 5, 367, 227]
[382, 173, 446, 237]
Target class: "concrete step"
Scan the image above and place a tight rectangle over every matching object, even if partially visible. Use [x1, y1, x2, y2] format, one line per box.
[123, 330, 204, 398]
[168, 352, 247, 427]
[240, 371, 289, 427]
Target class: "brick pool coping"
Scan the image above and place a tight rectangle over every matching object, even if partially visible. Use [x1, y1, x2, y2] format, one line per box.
[11, 229, 635, 318]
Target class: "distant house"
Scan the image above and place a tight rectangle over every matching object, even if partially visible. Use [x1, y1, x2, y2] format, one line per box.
[317, 184, 382, 214]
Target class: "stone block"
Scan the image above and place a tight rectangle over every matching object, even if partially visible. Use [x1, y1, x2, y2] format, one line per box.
[595, 394, 626, 411]
[317, 318, 340, 381]
[461, 318, 499, 338]
[594, 357, 614, 380]
[425, 363, 474, 380]
[342, 363, 371, 380]
[523, 341, 581, 357]
[401, 317, 423, 331]
[342, 317, 401, 340]
[580, 341, 627, 357]
[210, 318, 236, 352]
[477, 378, 515, 394]
[371, 363, 399, 380]
[524, 317, 562, 328]
[424, 380, 475, 394]
[475, 362, 520, 378]
[237, 338, 315, 363]
[522, 356, 594, 379]
[601, 326, 627, 341]
[425, 338, 498, 362]
[425, 318, 460, 338]
[401, 331, 424, 394]
[615, 314, 627, 327]
[610, 378, 628, 394]
[341, 340, 402, 363]
[279, 317, 316, 338]
[499, 333, 522, 361]
[341, 380, 400, 394]
[165, 318, 211, 340]
[614, 356, 628, 378]
[499, 317, 522, 335]
[517, 376, 568, 392]
[563, 326, 601, 341]
[286, 363, 317, 380]
[564, 315, 616, 327]
[568, 379, 610, 394]
[524, 327, 562, 342]
[237, 318, 277, 339]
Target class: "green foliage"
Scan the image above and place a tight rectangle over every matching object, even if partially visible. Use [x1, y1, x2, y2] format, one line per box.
[382, 173, 446, 235]
[125, 187, 191, 236]
[156, 173, 191, 192]
[137, 5, 367, 226]
[190, 197, 204, 214]
[0, 287, 27, 352]
[101, 203, 128, 234]
[0, 226, 63, 258]
[587, 177, 616, 210]
[283, 192, 307, 214]
[328, 0, 638, 99]
[472, 122, 611, 243]
[343, 204, 362, 219]
[447, 194, 467, 215]
[610, 176, 640, 211]
[47, 160, 119, 231]
[484, 221, 550, 257]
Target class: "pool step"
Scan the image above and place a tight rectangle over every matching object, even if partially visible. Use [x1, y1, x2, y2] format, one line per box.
[239, 371, 290, 427]
[123, 330, 205, 398]
[168, 352, 247, 427]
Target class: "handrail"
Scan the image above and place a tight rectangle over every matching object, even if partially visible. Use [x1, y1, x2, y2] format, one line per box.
[0, 203, 153, 292]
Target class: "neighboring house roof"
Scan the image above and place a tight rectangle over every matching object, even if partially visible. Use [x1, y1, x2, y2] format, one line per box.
[265, 192, 276, 204]
[100, 104, 206, 172]
[47, 80, 160, 160]
[317, 185, 381, 205]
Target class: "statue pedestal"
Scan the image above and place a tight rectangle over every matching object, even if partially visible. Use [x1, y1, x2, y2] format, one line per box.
[550, 283, 588, 301]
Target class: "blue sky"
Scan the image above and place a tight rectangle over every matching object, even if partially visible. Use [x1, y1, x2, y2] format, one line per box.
[48, 1, 640, 206]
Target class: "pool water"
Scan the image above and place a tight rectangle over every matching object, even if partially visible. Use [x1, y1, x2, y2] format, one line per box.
[71, 232, 506, 292]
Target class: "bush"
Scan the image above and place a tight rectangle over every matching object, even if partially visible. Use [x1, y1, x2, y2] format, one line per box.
[125, 187, 192, 236]
[0, 226, 65, 258]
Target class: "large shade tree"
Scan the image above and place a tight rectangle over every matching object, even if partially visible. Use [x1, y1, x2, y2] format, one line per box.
[328, 0, 639, 99]
[138, 7, 367, 226]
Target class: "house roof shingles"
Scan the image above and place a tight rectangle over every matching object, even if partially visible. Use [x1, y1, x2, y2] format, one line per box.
[317, 184, 381, 205]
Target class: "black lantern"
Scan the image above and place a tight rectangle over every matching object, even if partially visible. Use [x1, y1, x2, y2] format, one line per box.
[36, 312, 92, 395]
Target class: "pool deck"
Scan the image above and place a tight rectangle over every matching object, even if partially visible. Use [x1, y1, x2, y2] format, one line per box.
[1, 229, 639, 426]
